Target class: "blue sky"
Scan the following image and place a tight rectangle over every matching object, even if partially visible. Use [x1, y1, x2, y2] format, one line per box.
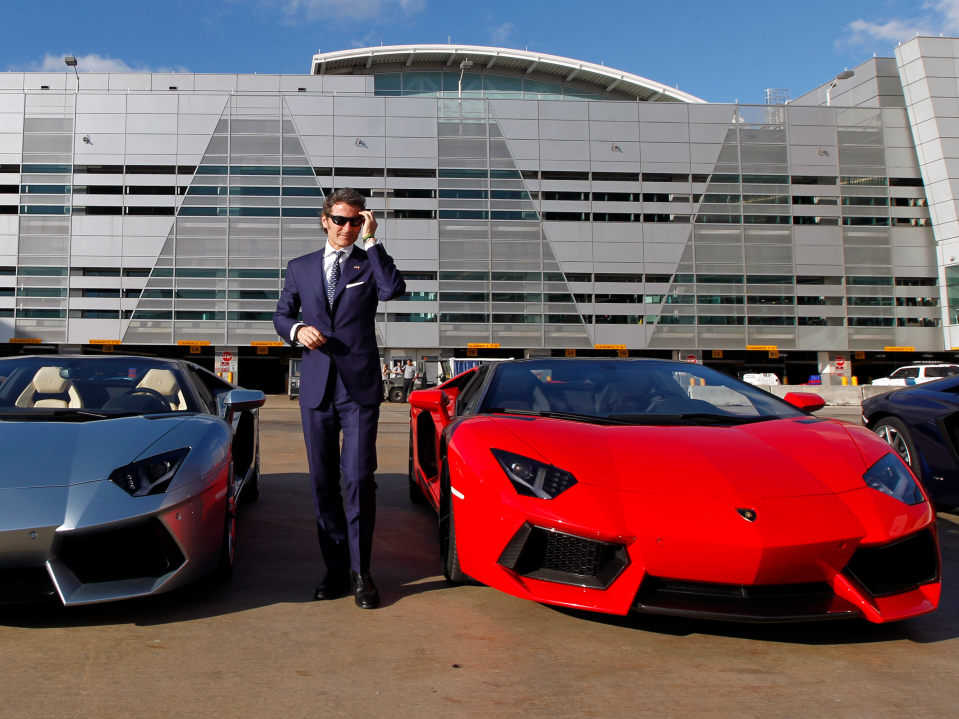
[2, 0, 956, 103]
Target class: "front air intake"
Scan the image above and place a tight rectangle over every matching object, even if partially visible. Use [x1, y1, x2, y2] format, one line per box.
[843, 528, 939, 597]
[497, 523, 629, 589]
[58, 519, 185, 584]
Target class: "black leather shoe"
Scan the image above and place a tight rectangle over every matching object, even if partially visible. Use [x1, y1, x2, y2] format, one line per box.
[350, 570, 380, 609]
[314, 570, 350, 600]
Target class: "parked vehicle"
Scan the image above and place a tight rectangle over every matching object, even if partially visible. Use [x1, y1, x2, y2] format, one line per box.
[863, 373, 959, 509]
[871, 364, 959, 386]
[408, 358, 940, 623]
[742, 372, 781, 387]
[0, 355, 265, 606]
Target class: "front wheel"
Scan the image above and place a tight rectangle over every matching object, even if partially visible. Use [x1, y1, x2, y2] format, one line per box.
[214, 467, 237, 579]
[244, 448, 261, 502]
[389, 387, 404, 403]
[873, 417, 918, 469]
[439, 458, 470, 584]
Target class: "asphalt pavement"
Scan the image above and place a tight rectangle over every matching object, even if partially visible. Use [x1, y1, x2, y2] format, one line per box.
[0, 397, 957, 718]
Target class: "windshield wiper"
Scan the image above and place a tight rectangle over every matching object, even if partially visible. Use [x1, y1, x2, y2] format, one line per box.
[608, 413, 777, 426]
[485, 408, 630, 426]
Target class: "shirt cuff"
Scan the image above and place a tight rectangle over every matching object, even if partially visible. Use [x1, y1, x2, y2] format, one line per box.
[363, 237, 378, 250]
[290, 322, 305, 345]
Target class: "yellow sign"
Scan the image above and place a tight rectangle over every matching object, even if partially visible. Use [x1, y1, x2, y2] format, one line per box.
[884, 346, 915, 352]
[251, 341, 283, 347]
[177, 340, 211, 346]
[617, 349, 628, 357]
[102, 345, 114, 353]
[854, 351, 866, 359]
[595, 344, 626, 350]
[565, 349, 576, 357]
[9, 338, 42, 344]
[768, 350, 780, 359]
[711, 350, 723, 358]
[467, 343, 500, 349]
[747, 345, 778, 351]
[190, 345, 202, 354]
[466, 348, 478, 357]
[256, 346, 269, 355]
[89, 339, 121, 345]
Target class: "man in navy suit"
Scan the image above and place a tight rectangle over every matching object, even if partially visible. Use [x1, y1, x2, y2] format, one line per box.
[274, 188, 405, 609]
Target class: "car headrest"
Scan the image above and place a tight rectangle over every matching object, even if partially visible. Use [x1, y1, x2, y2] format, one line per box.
[138, 369, 180, 396]
[33, 367, 69, 394]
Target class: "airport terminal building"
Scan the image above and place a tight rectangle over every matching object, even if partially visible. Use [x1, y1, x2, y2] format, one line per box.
[1, 38, 959, 386]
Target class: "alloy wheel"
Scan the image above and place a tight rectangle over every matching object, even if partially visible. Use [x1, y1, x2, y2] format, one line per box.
[877, 425, 912, 465]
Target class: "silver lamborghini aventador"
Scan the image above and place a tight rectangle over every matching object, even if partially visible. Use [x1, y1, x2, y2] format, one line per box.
[0, 355, 265, 606]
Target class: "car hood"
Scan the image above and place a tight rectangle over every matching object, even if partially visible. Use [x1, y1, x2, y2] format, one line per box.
[490, 416, 869, 499]
[0, 415, 189, 489]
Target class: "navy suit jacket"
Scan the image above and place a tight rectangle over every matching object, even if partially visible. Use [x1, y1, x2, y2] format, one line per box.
[273, 242, 405, 407]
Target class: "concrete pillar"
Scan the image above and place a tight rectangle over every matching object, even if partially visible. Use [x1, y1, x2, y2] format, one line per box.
[819, 351, 852, 385]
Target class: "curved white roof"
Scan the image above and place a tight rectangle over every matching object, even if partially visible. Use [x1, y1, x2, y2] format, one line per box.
[311, 44, 705, 104]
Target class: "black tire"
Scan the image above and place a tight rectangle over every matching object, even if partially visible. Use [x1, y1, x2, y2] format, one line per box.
[873, 417, 918, 470]
[409, 429, 427, 505]
[215, 467, 237, 579]
[389, 387, 404, 403]
[439, 458, 471, 584]
[243, 446, 261, 503]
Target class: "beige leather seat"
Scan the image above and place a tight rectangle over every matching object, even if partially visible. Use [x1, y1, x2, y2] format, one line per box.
[137, 369, 187, 411]
[16, 367, 83, 408]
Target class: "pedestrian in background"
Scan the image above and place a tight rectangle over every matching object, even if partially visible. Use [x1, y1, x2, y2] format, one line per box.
[402, 359, 418, 402]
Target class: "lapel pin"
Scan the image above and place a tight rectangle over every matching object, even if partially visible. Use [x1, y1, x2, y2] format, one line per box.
[354, 265, 361, 269]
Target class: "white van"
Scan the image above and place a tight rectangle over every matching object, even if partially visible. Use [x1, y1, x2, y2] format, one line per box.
[742, 373, 781, 387]
[871, 364, 959, 386]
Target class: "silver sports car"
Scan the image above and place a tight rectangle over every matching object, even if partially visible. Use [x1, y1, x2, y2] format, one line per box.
[0, 355, 265, 606]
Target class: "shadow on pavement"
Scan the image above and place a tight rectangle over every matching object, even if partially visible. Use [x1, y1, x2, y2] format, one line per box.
[550, 514, 959, 646]
[0, 472, 447, 628]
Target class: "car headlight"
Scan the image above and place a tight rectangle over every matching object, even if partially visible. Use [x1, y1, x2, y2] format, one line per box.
[490, 448, 578, 499]
[109, 448, 191, 497]
[862, 453, 925, 505]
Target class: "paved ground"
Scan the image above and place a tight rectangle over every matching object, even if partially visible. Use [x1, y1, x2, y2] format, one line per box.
[1, 398, 958, 718]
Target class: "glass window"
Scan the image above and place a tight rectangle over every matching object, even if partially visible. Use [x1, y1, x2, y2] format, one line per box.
[402, 72, 442, 95]
[484, 75, 523, 95]
[0, 357, 198, 415]
[442, 72, 482, 94]
[373, 73, 401, 95]
[480, 359, 803, 420]
[524, 79, 564, 99]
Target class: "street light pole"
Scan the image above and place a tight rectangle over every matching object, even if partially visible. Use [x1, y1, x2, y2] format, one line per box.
[826, 70, 854, 107]
[64, 56, 79, 92]
[458, 59, 473, 99]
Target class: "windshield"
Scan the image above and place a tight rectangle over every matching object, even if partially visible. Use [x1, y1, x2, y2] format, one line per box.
[480, 359, 804, 422]
[0, 357, 198, 416]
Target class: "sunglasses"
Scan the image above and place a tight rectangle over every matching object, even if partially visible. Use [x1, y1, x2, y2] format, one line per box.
[326, 214, 365, 227]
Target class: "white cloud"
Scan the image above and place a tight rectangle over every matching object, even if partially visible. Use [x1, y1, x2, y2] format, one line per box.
[350, 30, 383, 49]
[840, 0, 959, 47]
[9, 53, 187, 74]
[273, 0, 425, 22]
[490, 21, 514, 46]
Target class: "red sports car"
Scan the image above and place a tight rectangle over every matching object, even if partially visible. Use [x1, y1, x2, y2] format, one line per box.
[407, 358, 941, 623]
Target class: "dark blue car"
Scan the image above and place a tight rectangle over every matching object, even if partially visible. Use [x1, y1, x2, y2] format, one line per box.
[863, 378, 959, 511]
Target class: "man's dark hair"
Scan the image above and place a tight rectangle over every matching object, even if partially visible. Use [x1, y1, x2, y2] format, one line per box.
[322, 187, 366, 217]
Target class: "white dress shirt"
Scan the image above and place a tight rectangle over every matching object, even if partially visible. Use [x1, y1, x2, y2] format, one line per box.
[289, 237, 378, 343]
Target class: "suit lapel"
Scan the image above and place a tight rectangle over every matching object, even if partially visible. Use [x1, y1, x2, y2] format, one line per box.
[331, 247, 365, 306]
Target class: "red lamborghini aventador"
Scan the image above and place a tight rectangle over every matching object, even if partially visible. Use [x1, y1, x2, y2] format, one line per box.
[407, 358, 941, 623]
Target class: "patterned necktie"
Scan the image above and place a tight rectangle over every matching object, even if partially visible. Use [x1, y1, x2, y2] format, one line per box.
[327, 250, 343, 307]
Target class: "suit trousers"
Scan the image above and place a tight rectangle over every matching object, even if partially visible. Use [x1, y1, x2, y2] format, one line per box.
[300, 359, 380, 574]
